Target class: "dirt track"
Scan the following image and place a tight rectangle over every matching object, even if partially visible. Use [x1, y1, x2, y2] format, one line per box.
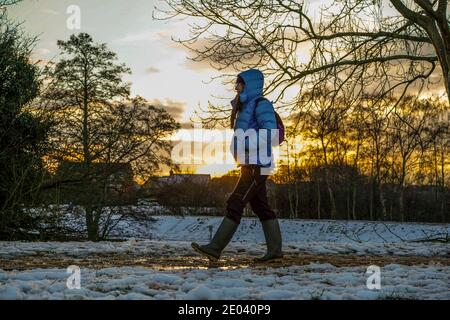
[1, 252, 449, 271]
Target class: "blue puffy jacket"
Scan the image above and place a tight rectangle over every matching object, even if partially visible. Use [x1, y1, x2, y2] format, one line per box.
[230, 69, 277, 168]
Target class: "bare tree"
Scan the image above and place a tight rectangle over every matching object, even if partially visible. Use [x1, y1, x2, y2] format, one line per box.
[362, 96, 395, 219]
[43, 33, 180, 240]
[155, 0, 449, 123]
[421, 100, 450, 221]
[390, 97, 434, 220]
[346, 102, 367, 220]
[300, 89, 350, 218]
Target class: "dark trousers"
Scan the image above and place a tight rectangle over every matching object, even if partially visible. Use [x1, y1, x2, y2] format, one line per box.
[226, 165, 277, 224]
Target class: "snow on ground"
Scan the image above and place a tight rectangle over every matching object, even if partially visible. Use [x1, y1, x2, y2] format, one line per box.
[34, 204, 450, 243]
[134, 215, 450, 244]
[0, 263, 449, 300]
[0, 238, 449, 259]
[1, 212, 449, 300]
[84, 210, 450, 244]
[1, 215, 449, 258]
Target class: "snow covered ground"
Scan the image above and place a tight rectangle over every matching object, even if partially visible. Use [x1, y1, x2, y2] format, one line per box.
[1, 263, 449, 300]
[113, 214, 450, 242]
[0, 213, 449, 300]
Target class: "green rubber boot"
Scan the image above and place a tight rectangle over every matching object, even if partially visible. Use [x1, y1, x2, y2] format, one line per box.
[255, 219, 283, 262]
[191, 217, 238, 261]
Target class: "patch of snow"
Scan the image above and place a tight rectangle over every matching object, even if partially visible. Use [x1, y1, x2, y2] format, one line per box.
[184, 285, 217, 300]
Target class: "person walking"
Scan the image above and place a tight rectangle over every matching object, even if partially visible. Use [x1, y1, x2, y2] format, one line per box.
[191, 68, 283, 262]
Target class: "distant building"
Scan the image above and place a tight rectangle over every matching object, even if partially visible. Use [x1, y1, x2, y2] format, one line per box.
[151, 170, 211, 186]
[50, 161, 138, 205]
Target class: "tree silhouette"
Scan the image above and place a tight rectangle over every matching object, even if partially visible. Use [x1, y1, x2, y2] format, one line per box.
[44, 33, 180, 240]
[0, 5, 52, 239]
[155, 0, 449, 126]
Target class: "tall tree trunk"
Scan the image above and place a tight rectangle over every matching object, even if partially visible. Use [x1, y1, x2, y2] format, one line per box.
[82, 64, 90, 165]
[85, 205, 99, 241]
[352, 183, 357, 220]
[399, 156, 408, 222]
[294, 182, 299, 219]
[399, 186, 405, 222]
[389, 201, 393, 221]
[82, 61, 97, 240]
[379, 183, 388, 221]
[440, 147, 446, 222]
[316, 177, 321, 220]
[351, 141, 361, 221]
[325, 169, 337, 219]
[370, 179, 375, 221]
[288, 186, 294, 219]
[434, 142, 439, 202]
[346, 187, 351, 220]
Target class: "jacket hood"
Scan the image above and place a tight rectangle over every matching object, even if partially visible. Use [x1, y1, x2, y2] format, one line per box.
[238, 69, 264, 103]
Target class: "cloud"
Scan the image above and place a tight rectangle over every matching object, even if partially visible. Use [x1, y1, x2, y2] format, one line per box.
[31, 48, 52, 65]
[112, 30, 172, 45]
[183, 58, 220, 72]
[147, 98, 186, 122]
[37, 48, 51, 55]
[146, 67, 160, 74]
[41, 8, 60, 15]
[169, 38, 264, 73]
[145, 98, 199, 129]
[179, 121, 197, 129]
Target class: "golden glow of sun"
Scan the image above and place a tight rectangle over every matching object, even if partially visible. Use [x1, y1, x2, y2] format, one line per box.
[195, 163, 238, 177]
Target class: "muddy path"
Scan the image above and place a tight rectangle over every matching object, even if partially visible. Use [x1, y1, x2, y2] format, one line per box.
[1, 252, 449, 271]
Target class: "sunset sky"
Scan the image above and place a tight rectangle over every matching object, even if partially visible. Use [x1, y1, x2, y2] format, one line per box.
[7, 0, 312, 176]
[7, 0, 239, 175]
[7, 0, 446, 177]
[7, 0, 330, 122]
[8, 0, 230, 128]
